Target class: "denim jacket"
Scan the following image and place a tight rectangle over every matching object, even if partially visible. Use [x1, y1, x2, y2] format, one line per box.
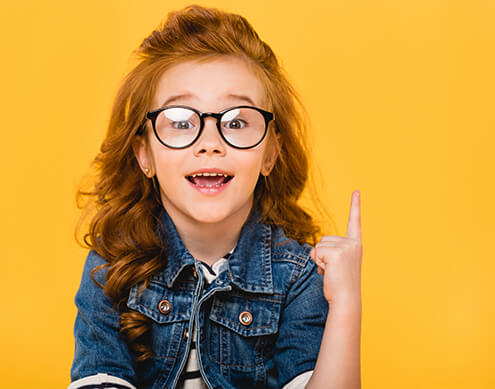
[70, 207, 329, 389]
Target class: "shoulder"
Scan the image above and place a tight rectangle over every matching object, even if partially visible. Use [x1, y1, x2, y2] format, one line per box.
[80, 249, 110, 284]
[272, 224, 312, 253]
[270, 224, 315, 273]
[75, 250, 112, 308]
[269, 224, 319, 293]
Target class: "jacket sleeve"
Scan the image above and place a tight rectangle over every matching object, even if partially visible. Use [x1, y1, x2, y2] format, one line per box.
[271, 252, 329, 388]
[70, 250, 137, 386]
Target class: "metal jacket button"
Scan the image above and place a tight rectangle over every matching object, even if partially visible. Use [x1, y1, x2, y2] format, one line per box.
[184, 327, 189, 340]
[239, 311, 253, 326]
[192, 267, 198, 279]
[158, 299, 171, 315]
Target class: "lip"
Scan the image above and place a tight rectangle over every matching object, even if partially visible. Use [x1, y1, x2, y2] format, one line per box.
[185, 175, 233, 195]
[185, 167, 234, 177]
[184, 167, 234, 196]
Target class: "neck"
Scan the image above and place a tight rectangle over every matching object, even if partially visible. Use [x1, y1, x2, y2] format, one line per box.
[163, 200, 253, 266]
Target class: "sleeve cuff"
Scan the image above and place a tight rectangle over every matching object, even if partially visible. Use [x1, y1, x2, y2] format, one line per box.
[282, 370, 314, 389]
[68, 373, 136, 389]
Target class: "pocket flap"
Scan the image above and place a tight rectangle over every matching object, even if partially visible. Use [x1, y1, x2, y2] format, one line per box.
[209, 293, 282, 337]
[127, 280, 193, 324]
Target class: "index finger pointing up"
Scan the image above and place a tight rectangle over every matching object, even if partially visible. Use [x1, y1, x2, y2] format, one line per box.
[346, 190, 362, 241]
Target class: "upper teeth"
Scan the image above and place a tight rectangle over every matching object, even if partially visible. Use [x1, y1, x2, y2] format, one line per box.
[190, 172, 229, 177]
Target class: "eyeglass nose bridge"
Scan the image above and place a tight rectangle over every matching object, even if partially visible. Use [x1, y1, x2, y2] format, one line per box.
[195, 112, 228, 145]
[199, 112, 223, 132]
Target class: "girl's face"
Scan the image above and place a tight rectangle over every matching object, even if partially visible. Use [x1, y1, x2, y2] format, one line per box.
[133, 56, 279, 229]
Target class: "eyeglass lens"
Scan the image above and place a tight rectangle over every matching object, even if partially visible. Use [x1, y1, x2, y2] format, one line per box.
[154, 107, 266, 148]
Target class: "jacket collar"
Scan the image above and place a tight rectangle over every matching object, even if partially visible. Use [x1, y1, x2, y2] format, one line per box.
[158, 206, 274, 294]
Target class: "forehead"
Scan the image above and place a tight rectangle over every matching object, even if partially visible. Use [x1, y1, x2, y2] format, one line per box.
[152, 56, 266, 110]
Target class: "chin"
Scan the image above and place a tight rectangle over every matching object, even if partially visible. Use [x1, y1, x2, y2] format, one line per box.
[188, 209, 232, 225]
[188, 201, 251, 225]
[161, 191, 253, 226]
[179, 198, 225, 215]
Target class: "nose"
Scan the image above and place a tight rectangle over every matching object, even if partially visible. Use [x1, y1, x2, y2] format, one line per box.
[193, 116, 226, 156]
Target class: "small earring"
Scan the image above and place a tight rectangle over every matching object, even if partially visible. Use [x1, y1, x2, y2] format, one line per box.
[144, 168, 150, 174]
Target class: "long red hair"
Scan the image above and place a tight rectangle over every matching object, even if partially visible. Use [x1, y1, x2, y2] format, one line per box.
[76, 4, 331, 362]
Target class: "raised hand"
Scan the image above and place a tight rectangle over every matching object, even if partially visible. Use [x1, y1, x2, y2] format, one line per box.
[310, 190, 363, 304]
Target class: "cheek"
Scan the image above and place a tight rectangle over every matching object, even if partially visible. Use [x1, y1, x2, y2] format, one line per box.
[237, 154, 264, 182]
[249, 148, 267, 171]
[152, 150, 184, 185]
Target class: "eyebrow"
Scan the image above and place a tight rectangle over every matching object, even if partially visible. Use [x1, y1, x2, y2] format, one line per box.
[160, 93, 257, 108]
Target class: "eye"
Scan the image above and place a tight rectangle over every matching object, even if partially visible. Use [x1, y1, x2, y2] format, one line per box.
[172, 121, 194, 129]
[225, 119, 246, 129]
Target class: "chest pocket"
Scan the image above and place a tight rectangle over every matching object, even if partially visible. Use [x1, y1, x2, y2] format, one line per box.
[127, 278, 195, 359]
[206, 292, 283, 369]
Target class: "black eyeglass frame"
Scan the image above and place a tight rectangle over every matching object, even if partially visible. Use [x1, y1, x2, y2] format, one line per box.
[144, 105, 276, 150]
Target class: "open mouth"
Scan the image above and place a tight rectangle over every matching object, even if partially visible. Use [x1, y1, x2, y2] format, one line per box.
[185, 172, 234, 188]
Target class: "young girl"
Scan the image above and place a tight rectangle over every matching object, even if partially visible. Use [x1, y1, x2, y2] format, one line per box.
[69, 5, 362, 389]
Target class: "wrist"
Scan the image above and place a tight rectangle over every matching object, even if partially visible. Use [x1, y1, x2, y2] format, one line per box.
[328, 294, 362, 314]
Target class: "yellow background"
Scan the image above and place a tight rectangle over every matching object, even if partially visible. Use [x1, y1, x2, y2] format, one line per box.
[1, 0, 493, 388]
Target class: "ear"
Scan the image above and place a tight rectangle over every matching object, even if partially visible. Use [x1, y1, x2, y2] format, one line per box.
[261, 131, 281, 176]
[132, 135, 155, 178]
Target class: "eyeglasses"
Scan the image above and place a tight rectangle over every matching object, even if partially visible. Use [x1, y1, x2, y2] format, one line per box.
[145, 105, 275, 149]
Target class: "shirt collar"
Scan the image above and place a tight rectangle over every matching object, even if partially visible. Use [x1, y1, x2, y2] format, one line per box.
[158, 207, 273, 294]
